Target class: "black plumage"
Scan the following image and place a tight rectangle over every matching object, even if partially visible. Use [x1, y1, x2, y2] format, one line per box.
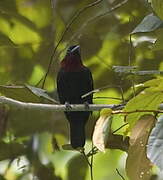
[57, 45, 93, 148]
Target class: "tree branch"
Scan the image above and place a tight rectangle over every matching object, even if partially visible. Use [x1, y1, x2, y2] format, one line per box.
[1, 96, 163, 113]
[0, 96, 123, 111]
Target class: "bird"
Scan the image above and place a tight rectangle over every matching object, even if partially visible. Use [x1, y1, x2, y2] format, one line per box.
[57, 45, 93, 149]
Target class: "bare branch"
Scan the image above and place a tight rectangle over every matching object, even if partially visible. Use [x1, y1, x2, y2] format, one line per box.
[113, 109, 163, 114]
[0, 96, 123, 112]
[1, 96, 163, 114]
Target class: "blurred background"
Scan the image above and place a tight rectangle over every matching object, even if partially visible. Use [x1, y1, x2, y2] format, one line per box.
[0, 0, 163, 179]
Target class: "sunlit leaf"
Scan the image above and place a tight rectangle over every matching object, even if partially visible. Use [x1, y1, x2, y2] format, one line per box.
[93, 109, 112, 152]
[111, 114, 127, 135]
[124, 90, 163, 130]
[143, 77, 163, 87]
[100, 108, 112, 116]
[147, 115, 163, 170]
[144, 77, 163, 91]
[92, 149, 125, 179]
[126, 115, 155, 180]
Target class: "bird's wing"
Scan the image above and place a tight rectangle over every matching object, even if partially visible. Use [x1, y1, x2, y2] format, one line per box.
[83, 67, 94, 104]
[57, 70, 67, 104]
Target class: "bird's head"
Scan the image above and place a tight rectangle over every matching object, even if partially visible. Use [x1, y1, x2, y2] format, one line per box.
[66, 45, 80, 56]
[61, 45, 84, 72]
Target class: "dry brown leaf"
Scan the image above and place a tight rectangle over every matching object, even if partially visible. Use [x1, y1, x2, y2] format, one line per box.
[126, 115, 156, 180]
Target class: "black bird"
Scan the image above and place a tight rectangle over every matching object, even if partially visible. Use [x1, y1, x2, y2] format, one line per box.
[57, 45, 93, 149]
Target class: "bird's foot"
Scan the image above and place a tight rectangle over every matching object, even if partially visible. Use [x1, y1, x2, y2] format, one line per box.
[62, 144, 84, 153]
[84, 102, 89, 110]
[65, 102, 72, 111]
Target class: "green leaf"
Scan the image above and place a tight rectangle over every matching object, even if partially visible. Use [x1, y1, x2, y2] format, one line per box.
[100, 108, 112, 116]
[147, 115, 163, 170]
[111, 114, 127, 135]
[124, 90, 163, 130]
[144, 77, 163, 91]
[131, 13, 163, 34]
[144, 77, 163, 87]
[25, 84, 58, 103]
[67, 155, 88, 180]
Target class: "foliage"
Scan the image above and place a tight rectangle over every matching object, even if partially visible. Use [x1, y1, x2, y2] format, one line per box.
[0, 0, 163, 180]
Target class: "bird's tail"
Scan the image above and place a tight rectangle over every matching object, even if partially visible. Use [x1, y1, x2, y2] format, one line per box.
[69, 119, 86, 149]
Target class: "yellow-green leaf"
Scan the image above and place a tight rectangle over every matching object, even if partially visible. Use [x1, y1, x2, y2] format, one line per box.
[124, 91, 163, 130]
[100, 108, 112, 116]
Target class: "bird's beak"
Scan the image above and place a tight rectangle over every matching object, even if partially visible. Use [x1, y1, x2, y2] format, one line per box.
[71, 45, 80, 53]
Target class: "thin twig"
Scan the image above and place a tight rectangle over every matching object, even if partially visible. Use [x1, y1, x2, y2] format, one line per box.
[131, 78, 136, 97]
[128, 34, 132, 66]
[113, 109, 163, 115]
[82, 147, 94, 180]
[42, 0, 104, 88]
[82, 151, 91, 167]
[96, 55, 112, 70]
[67, 0, 128, 46]
[112, 123, 128, 134]
[119, 86, 125, 104]
[128, 33, 136, 97]
[87, 147, 98, 157]
[116, 168, 125, 180]
[82, 84, 122, 99]
[93, 97, 123, 101]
